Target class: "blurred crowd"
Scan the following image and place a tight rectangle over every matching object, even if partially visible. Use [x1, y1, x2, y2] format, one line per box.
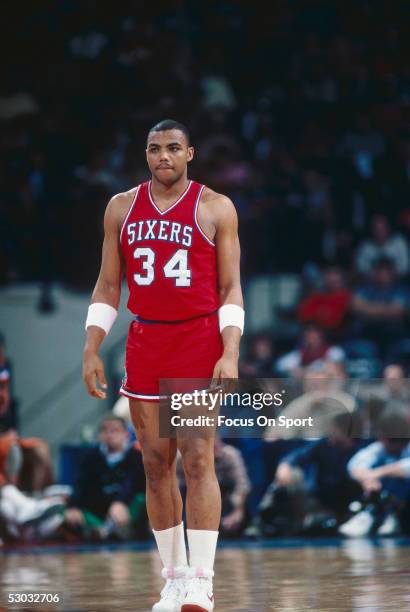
[1, 326, 410, 545]
[2, 0, 410, 289]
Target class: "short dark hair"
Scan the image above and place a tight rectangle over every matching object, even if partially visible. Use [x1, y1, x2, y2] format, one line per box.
[377, 411, 410, 440]
[148, 119, 190, 145]
[99, 415, 128, 431]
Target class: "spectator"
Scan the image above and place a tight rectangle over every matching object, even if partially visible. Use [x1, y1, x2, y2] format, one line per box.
[0, 367, 63, 541]
[339, 412, 410, 537]
[378, 364, 410, 415]
[0, 365, 53, 493]
[63, 416, 146, 540]
[240, 333, 275, 377]
[249, 413, 363, 537]
[265, 361, 357, 441]
[177, 438, 250, 538]
[350, 257, 410, 355]
[297, 267, 352, 335]
[0, 332, 18, 429]
[0, 480, 64, 542]
[274, 325, 345, 378]
[0, 366, 20, 488]
[355, 214, 409, 277]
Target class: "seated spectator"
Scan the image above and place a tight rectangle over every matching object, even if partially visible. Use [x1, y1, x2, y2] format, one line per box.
[355, 214, 409, 277]
[297, 267, 351, 336]
[0, 480, 64, 542]
[62, 416, 146, 541]
[339, 412, 410, 537]
[248, 413, 363, 537]
[358, 364, 410, 435]
[274, 325, 345, 378]
[376, 364, 410, 415]
[0, 365, 53, 492]
[350, 257, 410, 355]
[240, 333, 275, 377]
[0, 367, 63, 541]
[265, 361, 357, 441]
[177, 437, 250, 538]
[0, 332, 18, 428]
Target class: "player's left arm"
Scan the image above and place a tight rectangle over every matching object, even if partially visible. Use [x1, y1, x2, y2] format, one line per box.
[213, 196, 244, 380]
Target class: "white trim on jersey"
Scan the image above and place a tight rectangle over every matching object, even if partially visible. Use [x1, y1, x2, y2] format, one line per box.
[119, 386, 165, 401]
[194, 184, 215, 247]
[119, 185, 141, 243]
[148, 180, 192, 216]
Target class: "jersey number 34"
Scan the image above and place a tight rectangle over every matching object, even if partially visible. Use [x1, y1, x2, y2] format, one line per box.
[133, 247, 191, 287]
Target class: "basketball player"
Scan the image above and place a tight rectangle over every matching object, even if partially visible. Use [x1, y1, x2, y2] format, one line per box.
[82, 120, 244, 612]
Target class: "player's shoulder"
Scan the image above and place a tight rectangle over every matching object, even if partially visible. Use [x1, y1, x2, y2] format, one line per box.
[106, 186, 139, 218]
[103, 186, 140, 230]
[200, 186, 237, 221]
[109, 186, 139, 208]
[201, 186, 234, 208]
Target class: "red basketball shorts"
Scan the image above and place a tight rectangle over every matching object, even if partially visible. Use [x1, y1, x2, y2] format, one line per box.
[119, 312, 223, 401]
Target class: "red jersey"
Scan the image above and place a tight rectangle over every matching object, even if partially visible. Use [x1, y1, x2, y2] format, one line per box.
[120, 179, 219, 321]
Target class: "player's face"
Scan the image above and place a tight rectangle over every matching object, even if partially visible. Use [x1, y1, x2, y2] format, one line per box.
[146, 130, 194, 185]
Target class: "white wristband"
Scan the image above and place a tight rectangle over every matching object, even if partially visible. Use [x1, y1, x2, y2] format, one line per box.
[85, 303, 118, 335]
[218, 304, 245, 335]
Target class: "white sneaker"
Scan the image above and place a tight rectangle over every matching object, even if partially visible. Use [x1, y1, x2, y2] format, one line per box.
[181, 567, 214, 612]
[0, 485, 63, 526]
[338, 510, 375, 537]
[16, 497, 64, 525]
[376, 513, 401, 536]
[152, 566, 187, 612]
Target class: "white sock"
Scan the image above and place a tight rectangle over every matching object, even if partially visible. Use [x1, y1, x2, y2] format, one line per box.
[187, 529, 219, 571]
[152, 522, 187, 569]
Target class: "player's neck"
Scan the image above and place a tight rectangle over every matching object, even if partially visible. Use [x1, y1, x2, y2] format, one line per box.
[150, 174, 189, 200]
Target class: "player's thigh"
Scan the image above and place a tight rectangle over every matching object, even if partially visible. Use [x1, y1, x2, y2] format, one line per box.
[129, 399, 177, 468]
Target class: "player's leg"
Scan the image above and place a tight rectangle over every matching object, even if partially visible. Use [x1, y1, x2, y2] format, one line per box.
[178, 436, 220, 612]
[129, 399, 188, 611]
[179, 436, 221, 531]
[130, 399, 181, 529]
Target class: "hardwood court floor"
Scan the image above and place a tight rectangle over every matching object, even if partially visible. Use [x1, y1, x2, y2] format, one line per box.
[1, 539, 410, 611]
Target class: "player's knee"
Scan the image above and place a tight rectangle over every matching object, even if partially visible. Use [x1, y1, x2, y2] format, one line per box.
[181, 448, 211, 482]
[143, 451, 170, 486]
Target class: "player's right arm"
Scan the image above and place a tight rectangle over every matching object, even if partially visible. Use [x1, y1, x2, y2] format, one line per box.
[82, 195, 125, 399]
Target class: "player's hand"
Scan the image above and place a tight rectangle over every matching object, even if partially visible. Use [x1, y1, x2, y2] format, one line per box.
[83, 350, 107, 399]
[212, 353, 238, 380]
[108, 501, 130, 527]
[212, 354, 238, 393]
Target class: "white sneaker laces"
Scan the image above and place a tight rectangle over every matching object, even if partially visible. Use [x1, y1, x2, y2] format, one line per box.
[159, 567, 187, 601]
[185, 568, 214, 598]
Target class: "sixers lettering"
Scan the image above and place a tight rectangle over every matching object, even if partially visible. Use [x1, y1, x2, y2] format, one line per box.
[127, 219, 193, 246]
[83, 120, 243, 612]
